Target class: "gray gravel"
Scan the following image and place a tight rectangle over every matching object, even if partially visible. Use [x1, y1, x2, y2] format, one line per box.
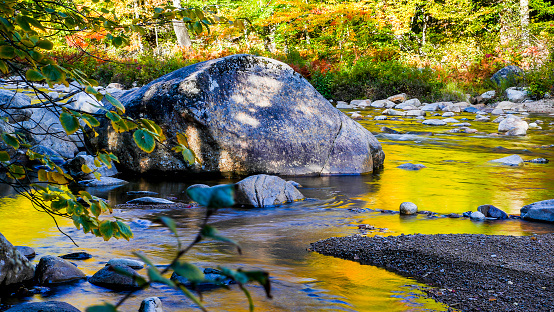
[310, 233, 554, 311]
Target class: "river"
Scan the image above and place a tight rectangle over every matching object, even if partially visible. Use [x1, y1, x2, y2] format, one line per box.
[0, 109, 553, 311]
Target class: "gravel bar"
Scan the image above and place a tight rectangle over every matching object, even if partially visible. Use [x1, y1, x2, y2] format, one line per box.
[310, 233, 554, 311]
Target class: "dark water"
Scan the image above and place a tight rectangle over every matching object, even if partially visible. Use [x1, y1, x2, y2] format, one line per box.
[1, 110, 553, 311]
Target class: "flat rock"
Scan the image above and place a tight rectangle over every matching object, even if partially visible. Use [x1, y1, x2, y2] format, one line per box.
[235, 174, 304, 207]
[521, 199, 554, 222]
[397, 163, 426, 170]
[107, 258, 145, 270]
[5, 301, 81, 312]
[78, 177, 128, 187]
[125, 197, 175, 205]
[60, 252, 92, 260]
[35, 255, 86, 284]
[422, 119, 446, 126]
[489, 154, 524, 166]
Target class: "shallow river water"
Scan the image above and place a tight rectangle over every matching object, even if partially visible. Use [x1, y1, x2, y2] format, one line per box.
[0, 109, 553, 311]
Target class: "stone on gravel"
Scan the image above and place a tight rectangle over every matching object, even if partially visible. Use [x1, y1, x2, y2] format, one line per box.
[139, 297, 163, 312]
[477, 205, 508, 219]
[107, 258, 145, 270]
[422, 119, 446, 126]
[125, 197, 175, 205]
[35, 255, 86, 284]
[387, 93, 407, 104]
[397, 163, 426, 170]
[89, 55, 384, 176]
[235, 174, 304, 207]
[15, 246, 35, 259]
[521, 199, 554, 222]
[5, 301, 81, 312]
[0, 232, 35, 287]
[78, 177, 128, 187]
[399, 202, 418, 215]
[489, 154, 524, 166]
[89, 264, 141, 290]
[470, 211, 486, 220]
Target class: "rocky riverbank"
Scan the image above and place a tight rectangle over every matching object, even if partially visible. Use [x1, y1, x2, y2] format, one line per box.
[310, 233, 554, 311]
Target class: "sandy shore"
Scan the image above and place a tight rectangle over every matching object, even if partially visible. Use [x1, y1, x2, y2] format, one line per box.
[310, 233, 554, 311]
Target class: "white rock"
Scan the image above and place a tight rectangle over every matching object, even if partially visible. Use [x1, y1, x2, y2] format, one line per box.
[394, 102, 414, 110]
[351, 112, 363, 120]
[406, 110, 426, 117]
[374, 115, 387, 121]
[404, 98, 421, 107]
[421, 104, 439, 111]
[399, 202, 418, 215]
[453, 122, 471, 127]
[481, 90, 496, 100]
[139, 297, 163, 312]
[498, 115, 528, 135]
[470, 211, 486, 220]
[528, 123, 542, 129]
[415, 116, 425, 120]
[442, 118, 459, 123]
[67, 92, 103, 113]
[382, 108, 406, 116]
[423, 119, 446, 126]
[491, 108, 504, 115]
[350, 99, 370, 107]
[490, 154, 524, 166]
[387, 93, 407, 103]
[442, 112, 455, 117]
[475, 115, 491, 122]
[335, 101, 352, 109]
[505, 87, 529, 103]
[371, 99, 395, 108]
[493, 116, 506, 123]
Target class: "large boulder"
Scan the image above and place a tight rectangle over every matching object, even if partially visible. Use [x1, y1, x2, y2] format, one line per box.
[521, 199, 554, 222]
[5, 301, 80, 312]
[491, 65, 523, 87]
[89, 264, 142, 290]
[235, 174, 304, 207]
[89, 54, 384, 176]
[0, 232, 35, 288]
[35, 255, 86, 284]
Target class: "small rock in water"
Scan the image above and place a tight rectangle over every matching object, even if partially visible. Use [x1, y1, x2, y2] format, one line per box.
[60, 252, 92, 260]
[422, 119, 446, 126]
[442, 112, 455, 117]
[89, 264, 142, 290]
[464, 107, 481, 113]
[489, 155, 524, 166]
[380, 126, 401, 134]
[477, 205, 508, 219]
[446, 213, 461, 218]
[35, 256, 86, 284]
[126, 197, 175, 205]
[139, 297, 163, 312]
[399, 202, 418, 215]
[470, 211, 486, 220]
[107, 258, 145, 270]
[397, 163, 426, 170]
[525, 158, 549, 164]
[15, 246, 35, 259]
[127, 191, 159, 196]
[358, 224, 376, 230]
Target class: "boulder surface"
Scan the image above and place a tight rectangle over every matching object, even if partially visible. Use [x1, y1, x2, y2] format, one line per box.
[5, 301, 80, 312]
[235, 174, 304, 207]
[89, 54, 384, 176]
[521, 199, 554, 222]
[35, 255, 86, 284]
[0, 232, 35, 288]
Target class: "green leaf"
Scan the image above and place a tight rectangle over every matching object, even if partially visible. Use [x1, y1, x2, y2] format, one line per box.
[59, 112, 79, 135]
[25, 69, 45, 81]
[90, 202, 101, 217]
[99, 220, 114, 241]
[42, 64, 63, 83]
[243, 270, 272, 298]
[15, 16, 32, 32]
[186, 184, 235, 209]
[0, 151, 9, 162]
[0, 60, 8, 74]
[112, 36, 123, 47]
[133, 130, 156, 153]
[182, 148, 195, 165]
[24, 16, 45, 31]
[201, 225, 242, 254]
[86, 303, 118, 312]
[81, 113, 100, 128]
[38, 169, 47, 181]
[0, 46, 15, 59]
[36, 39, 53, 50]
[81, 164, 92, 174]
[51, 199, 68, 211]
[115, 220, 133, 240]
[7, 165, 26, 180]
[104, 93, 125, 113]
[1, 133, 19, 149]
[171, 261, 204, 283]
[98, 153, 112, 168]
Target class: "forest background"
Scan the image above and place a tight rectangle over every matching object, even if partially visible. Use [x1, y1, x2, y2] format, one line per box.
[57, 0, 554, 103]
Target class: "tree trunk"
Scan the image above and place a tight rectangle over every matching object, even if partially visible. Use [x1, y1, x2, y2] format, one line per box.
[172, 0, 192, 48]
[520, 0, 529, 45]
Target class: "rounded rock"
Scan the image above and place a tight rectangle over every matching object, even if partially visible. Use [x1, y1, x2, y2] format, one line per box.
[400, 202, 418, 215]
